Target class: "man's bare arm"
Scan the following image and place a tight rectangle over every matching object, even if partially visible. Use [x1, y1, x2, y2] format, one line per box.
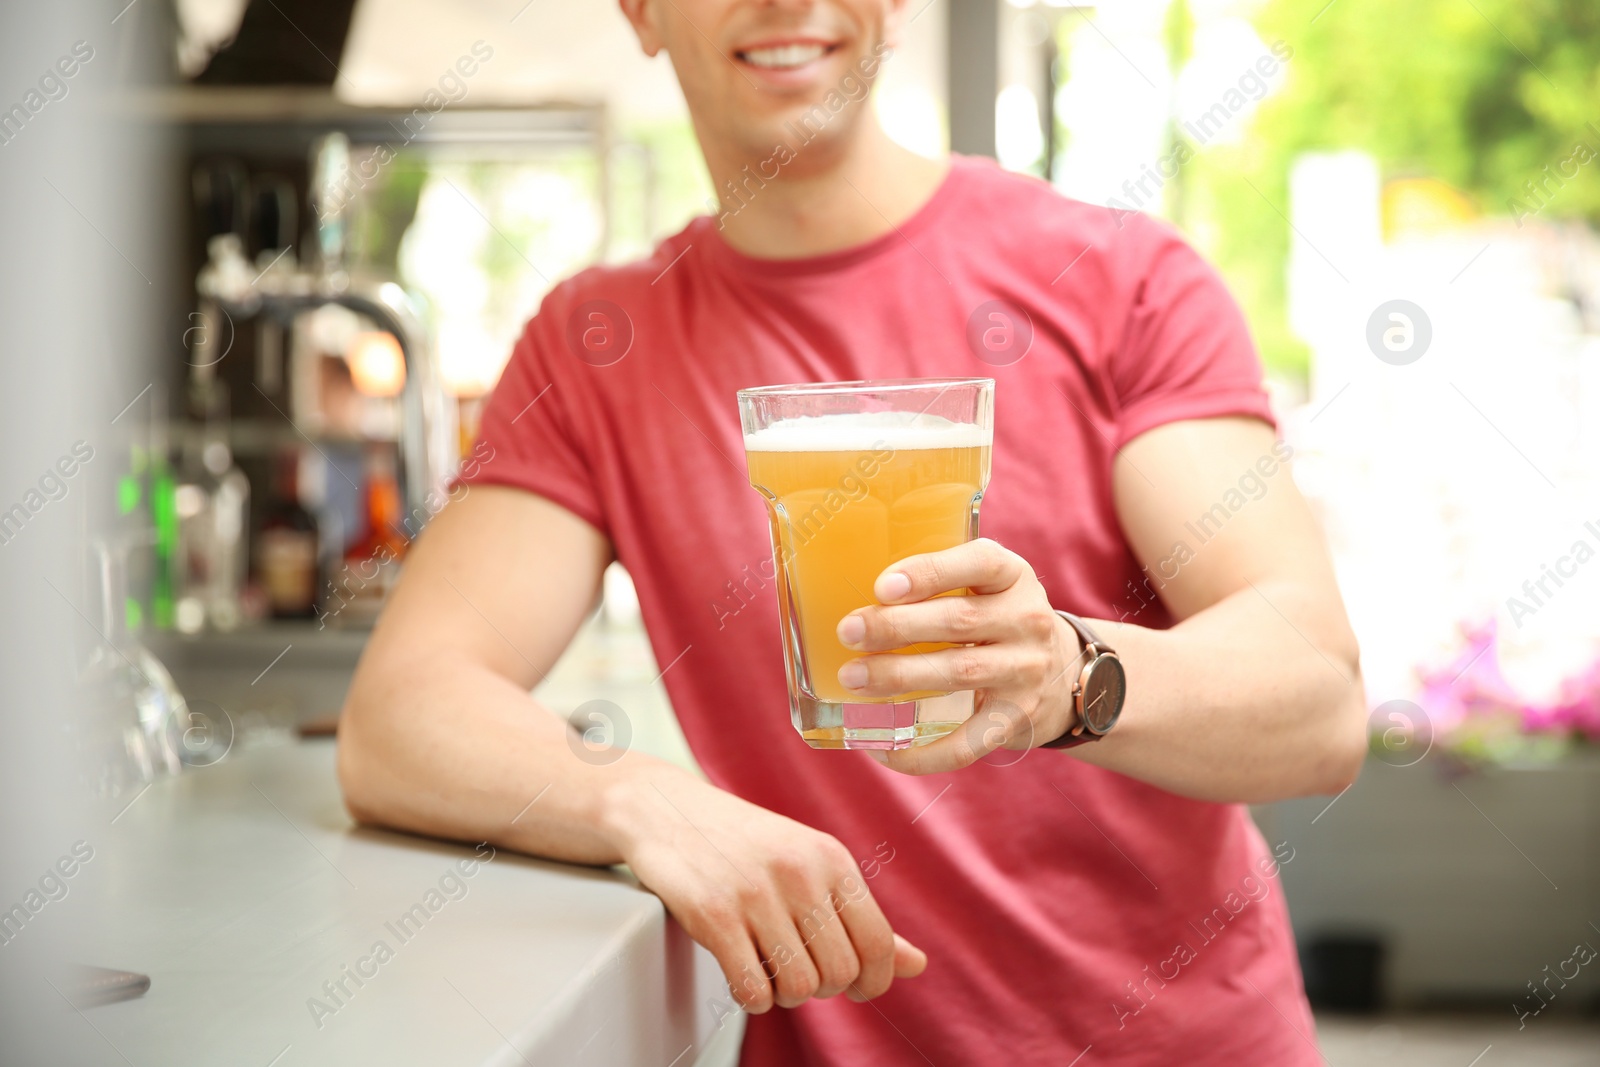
[1073, 415, 1366, 801]
[337, 486, 925, 1011]
[337, 485, 630, 864]
[836, 417, 1367, 803]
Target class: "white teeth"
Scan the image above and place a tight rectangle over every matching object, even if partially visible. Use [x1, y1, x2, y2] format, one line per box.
[740, 44, 828, 70]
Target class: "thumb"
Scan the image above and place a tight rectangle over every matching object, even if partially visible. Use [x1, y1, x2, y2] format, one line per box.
[892, 933, 927, 978]
[847, 933, 928, 1001]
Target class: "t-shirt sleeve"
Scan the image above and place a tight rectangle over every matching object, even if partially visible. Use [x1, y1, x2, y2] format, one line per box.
[1109, 226, 1277, 452]
[455, 304, 608, 536]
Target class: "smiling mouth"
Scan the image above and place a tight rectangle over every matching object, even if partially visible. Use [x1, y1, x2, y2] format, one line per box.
[734, 42, 840, 71]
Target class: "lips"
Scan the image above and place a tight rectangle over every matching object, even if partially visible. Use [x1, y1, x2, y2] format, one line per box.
[734, 39, 840, 72]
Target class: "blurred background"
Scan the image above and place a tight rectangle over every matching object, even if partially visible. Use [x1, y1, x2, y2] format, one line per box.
[1, 1, 1595, 1064]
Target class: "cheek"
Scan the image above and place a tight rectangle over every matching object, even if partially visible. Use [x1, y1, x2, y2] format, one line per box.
[665, 2, 732, 63]
[847, 3, 891, 50]
[671, 40, 732, 108]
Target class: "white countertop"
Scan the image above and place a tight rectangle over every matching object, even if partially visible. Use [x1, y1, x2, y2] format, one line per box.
[80, 740, 741, 1066]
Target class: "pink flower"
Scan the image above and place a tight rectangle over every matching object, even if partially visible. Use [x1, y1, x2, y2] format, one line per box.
[1410, 617, 1600, 743]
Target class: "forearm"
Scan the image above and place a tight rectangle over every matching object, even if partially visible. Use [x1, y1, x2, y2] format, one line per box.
[337, 650, 692, 867]
[1068, 579, 1367, 804]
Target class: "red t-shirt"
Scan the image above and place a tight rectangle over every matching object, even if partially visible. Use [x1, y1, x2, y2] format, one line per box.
[463, 156, 1319, 1066]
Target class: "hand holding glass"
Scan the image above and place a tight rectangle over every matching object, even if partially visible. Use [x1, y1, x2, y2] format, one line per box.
[738, 378, 994, 750]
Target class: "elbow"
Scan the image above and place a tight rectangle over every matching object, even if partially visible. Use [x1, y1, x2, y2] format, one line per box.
[1315, 716, 1368, 796]
[1311, 653, 1368, 796]
[334, 694, 382, 827]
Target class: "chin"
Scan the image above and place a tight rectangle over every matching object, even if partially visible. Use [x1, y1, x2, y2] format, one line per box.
[753, 82, 875, 150]
[719, 106, 856, 176]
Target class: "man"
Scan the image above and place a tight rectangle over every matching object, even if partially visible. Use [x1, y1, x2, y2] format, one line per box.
[337, 1, 1367, 1063]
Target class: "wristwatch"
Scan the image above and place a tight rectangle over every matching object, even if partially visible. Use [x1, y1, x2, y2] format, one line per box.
[1040, 611, 1126, 749]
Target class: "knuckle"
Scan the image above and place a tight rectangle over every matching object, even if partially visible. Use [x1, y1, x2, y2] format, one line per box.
[818, 957, 860, 994]
[727, 961, 769, 1004]
[697, 891, 740, 929]
[769, 848, 809, 886]
[835, 870, 867, 907]
[949, 599, 985, 637]
[857, 926, 895, 965]
[952, 650, 985, 686]
[730, 964, 764, 996]
[787, 971, 819, 1002]
[1025, 608, 1055, 641]
[733, 879, 768, 913]
[819, 836, 856, 876]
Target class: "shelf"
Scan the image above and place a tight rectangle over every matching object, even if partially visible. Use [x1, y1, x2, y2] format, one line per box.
[164, 418, 400, 457]
[115, 86, 608, 156]
[147, 617, 373, 655]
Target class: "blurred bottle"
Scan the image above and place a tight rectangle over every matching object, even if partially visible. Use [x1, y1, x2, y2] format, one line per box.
[114, 389, 176, 633]
[352, 446, 408, 559]
[258, 449, 321, 619]
[148, 399, 179, 631]
[174, 380, 249, 633]
[115, 445, 153, 633]
[334, 447, 407, 623]
[309, 132, 351, 276]
[248, 173, 297, 396]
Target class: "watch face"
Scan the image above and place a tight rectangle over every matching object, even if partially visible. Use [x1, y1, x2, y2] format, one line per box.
[1080, 655, 1126, 734]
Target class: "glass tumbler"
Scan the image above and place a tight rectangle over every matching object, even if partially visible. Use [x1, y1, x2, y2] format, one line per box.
[738, 378, 994, 749]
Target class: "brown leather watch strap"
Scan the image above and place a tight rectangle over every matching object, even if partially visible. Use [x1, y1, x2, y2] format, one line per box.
[1041, 610, 1120, 749]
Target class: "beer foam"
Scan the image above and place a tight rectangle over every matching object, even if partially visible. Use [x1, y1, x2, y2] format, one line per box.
[743, 410, 990, 452]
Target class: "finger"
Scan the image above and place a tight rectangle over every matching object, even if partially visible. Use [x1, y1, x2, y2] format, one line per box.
[875, 538, 1023, 603]
[876, 697, 1030, 775]
[893, 933, 928, 977]
[700, 920, 774, 1014]
[793, 892, 861, 999]
[848, 935, 928, 1001]
[834, 878, 898, 1000]
[839, 645, 1013, 698]
[748, 907, 822, 1009]
[839, 592, 1016, 653]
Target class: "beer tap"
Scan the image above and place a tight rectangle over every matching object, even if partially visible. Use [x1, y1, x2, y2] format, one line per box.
[195, 132, 450, 529]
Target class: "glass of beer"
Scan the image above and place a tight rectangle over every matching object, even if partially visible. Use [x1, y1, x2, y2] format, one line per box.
[738, 378, 994, 750]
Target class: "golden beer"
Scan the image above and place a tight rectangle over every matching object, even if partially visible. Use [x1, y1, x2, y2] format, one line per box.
[738, 380, 994, 750]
